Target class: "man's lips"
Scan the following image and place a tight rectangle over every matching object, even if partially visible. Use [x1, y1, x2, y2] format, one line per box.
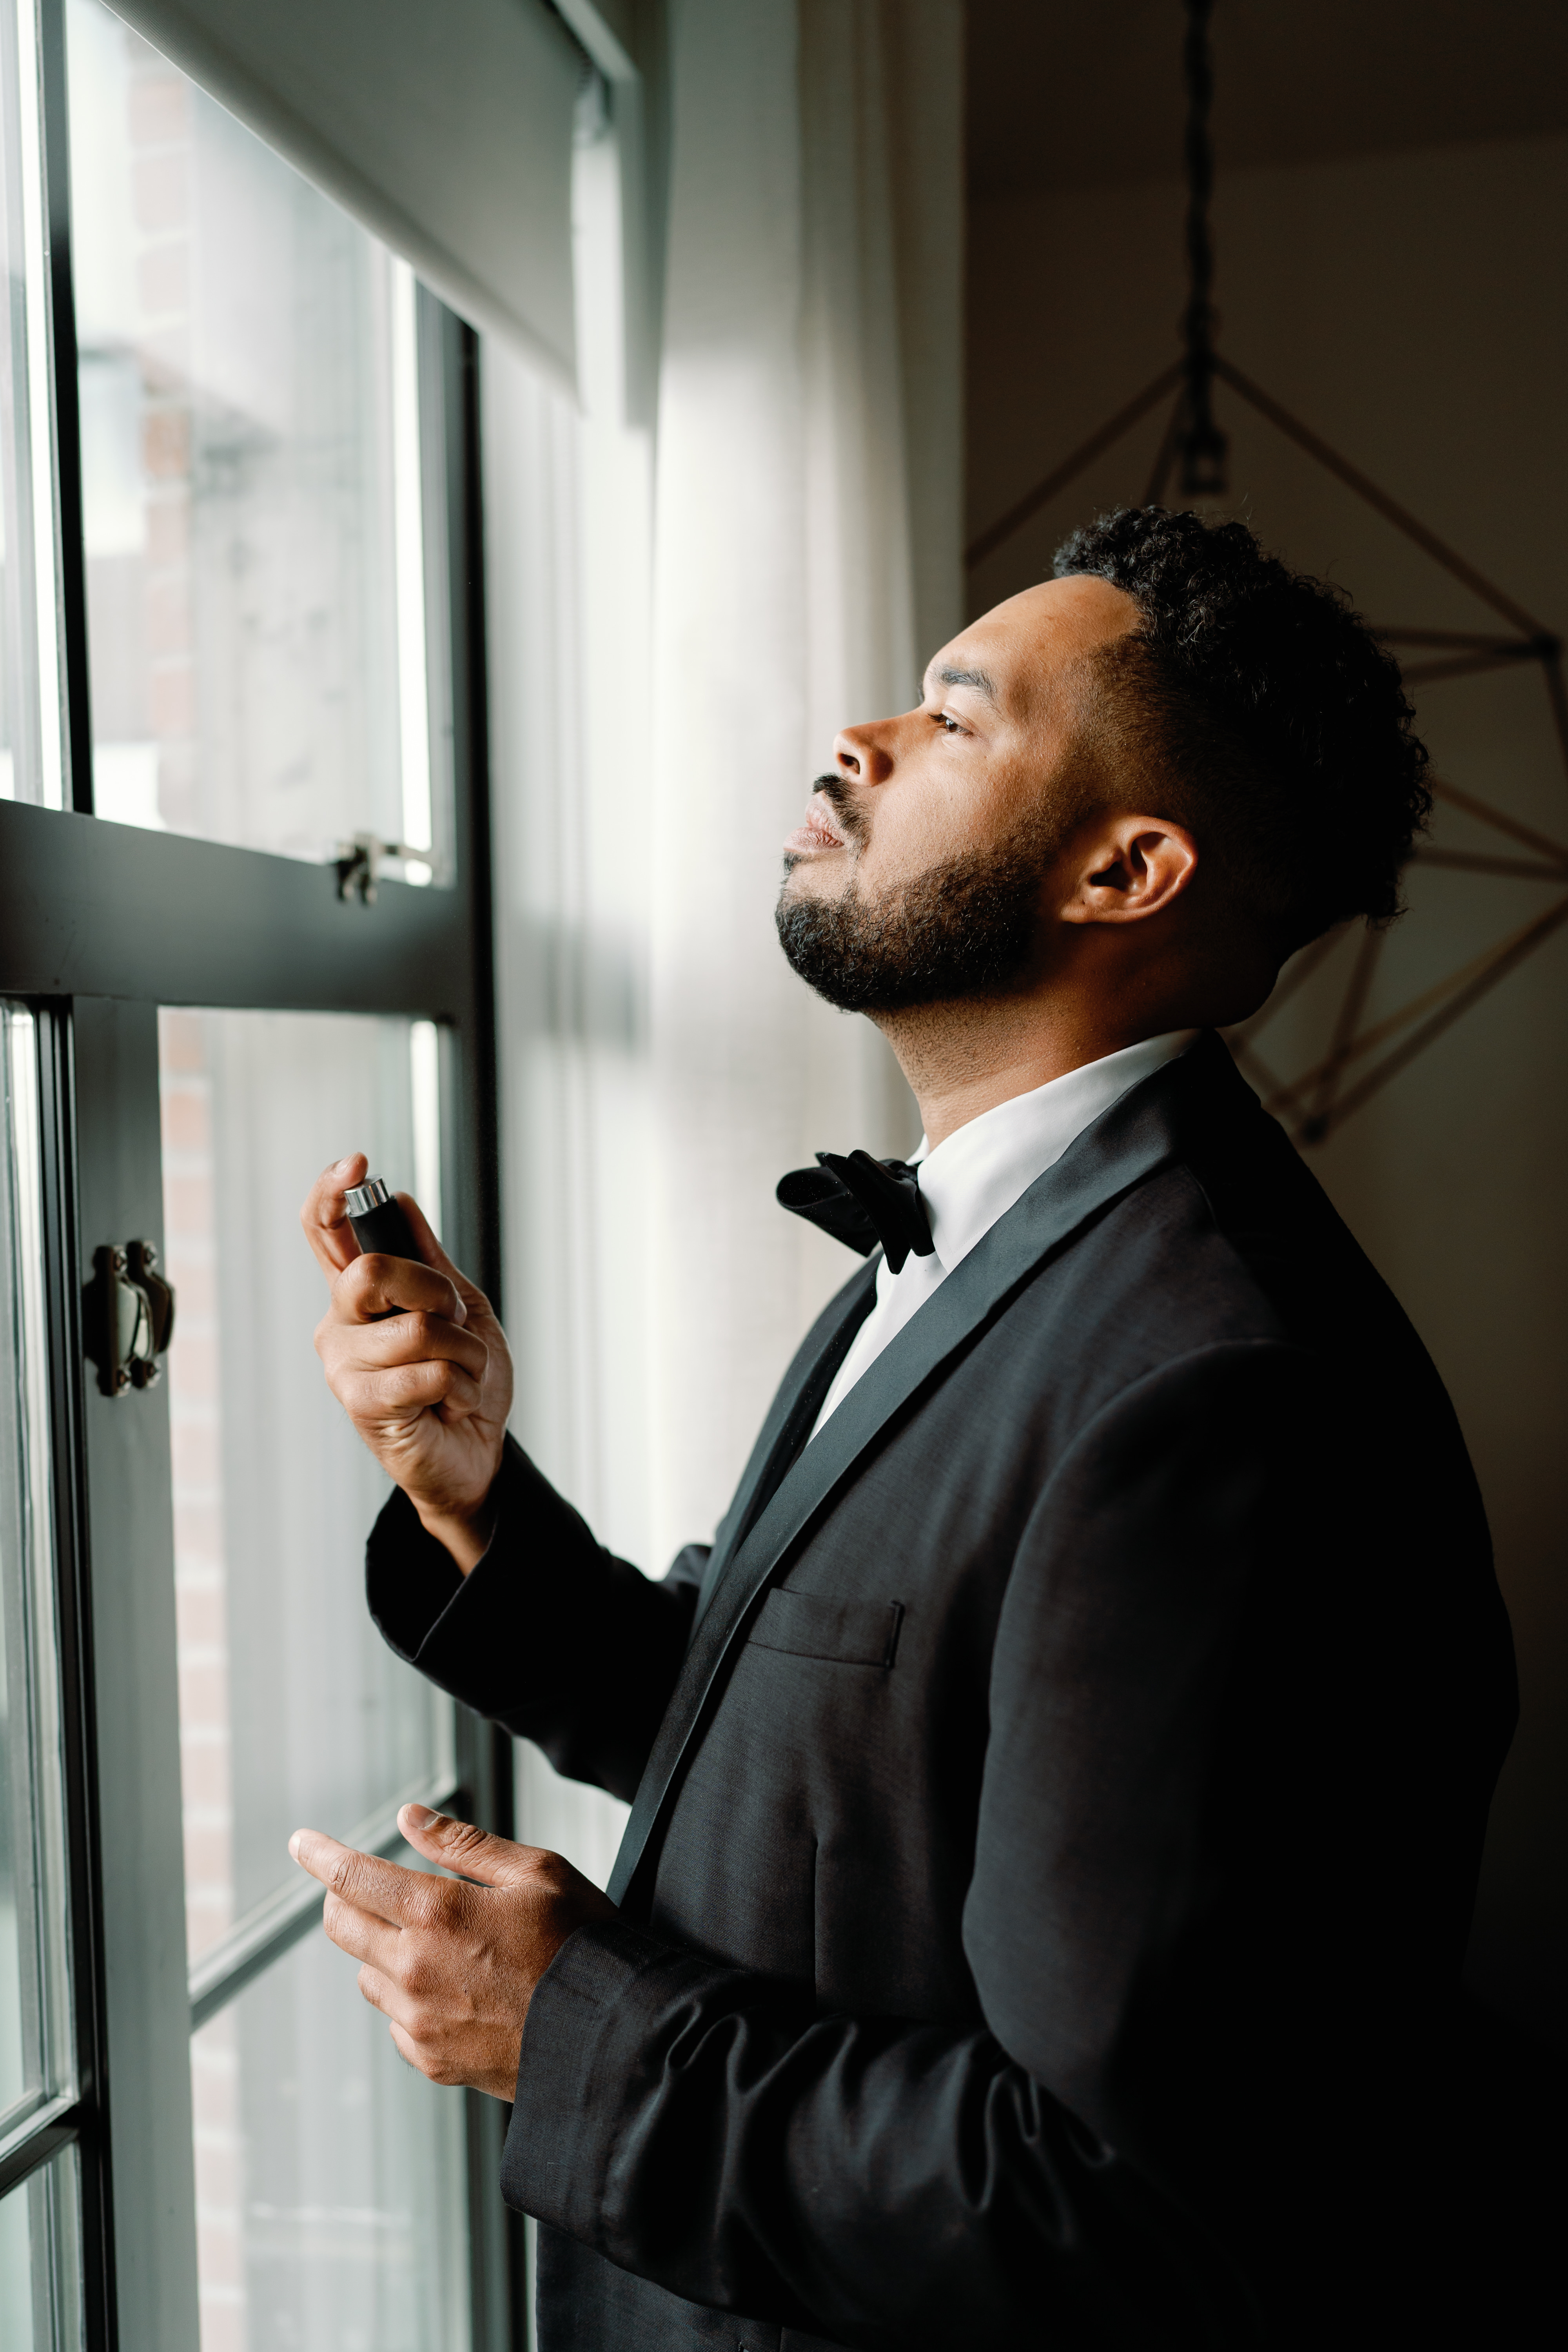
[783, 793, 848, 856]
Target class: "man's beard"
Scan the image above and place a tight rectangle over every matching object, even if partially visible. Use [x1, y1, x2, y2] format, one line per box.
[776, 795, 1064, 1014]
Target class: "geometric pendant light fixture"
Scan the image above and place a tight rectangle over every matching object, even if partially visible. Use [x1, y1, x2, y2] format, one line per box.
[965, 0, 1568, 1147]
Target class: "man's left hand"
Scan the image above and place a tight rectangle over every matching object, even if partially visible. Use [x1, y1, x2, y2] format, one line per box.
[290, 1804, 617, 2100]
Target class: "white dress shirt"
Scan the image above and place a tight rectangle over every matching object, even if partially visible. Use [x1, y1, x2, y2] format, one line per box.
[810, 1030, 1198, 1437]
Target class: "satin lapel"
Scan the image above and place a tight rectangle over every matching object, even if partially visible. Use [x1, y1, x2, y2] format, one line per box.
[608, 1051, 1209, 1911]
[693, 1259, 878, 1620]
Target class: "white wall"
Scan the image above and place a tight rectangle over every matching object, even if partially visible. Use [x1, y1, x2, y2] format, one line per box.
[968, 134, 1568, 2052]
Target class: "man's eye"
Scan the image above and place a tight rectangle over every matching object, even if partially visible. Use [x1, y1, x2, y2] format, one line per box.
[936, 713, 964, 735]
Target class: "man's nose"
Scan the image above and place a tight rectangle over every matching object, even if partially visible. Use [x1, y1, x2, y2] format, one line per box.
[833, 721, 896, 784]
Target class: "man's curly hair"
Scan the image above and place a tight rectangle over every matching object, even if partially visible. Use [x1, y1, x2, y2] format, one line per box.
[1053, 507, 1431, 953]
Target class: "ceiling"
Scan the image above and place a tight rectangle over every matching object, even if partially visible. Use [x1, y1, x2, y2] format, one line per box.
[967, 0, 1568, 200]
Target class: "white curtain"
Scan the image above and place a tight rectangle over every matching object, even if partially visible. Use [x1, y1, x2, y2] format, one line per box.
[645, 0, 963, 1561]
[486, 0, 962, 1871]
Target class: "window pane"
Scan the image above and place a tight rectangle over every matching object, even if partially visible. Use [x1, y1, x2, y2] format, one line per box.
[66, 0, 446, 873]
[0, 0, 65, 809]
[0, 2148, 84, 2352]
[0, 1011, 71, 2130]
[158, 1010, 453, 1965]
[191, 1926, 468, 2352]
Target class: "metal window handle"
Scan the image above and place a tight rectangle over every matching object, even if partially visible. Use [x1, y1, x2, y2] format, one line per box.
[82, 1240, 177, 1398]
[334, 833, 425, 904]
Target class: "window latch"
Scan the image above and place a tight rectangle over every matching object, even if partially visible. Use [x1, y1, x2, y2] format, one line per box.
[334, 833, 419, 905]
[82, 1241, 177, 1399]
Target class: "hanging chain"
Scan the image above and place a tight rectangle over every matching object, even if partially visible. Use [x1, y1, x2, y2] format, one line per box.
[1177, 0, 1229, 497]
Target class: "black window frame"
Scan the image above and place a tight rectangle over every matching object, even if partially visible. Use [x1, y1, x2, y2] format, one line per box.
[0, 3, 517, 2343]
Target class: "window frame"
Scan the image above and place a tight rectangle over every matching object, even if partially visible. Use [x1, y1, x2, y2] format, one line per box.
[0, 4, 515, 2345]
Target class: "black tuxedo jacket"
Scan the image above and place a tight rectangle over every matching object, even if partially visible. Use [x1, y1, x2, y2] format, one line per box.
[368, 1036, 1517, 2350]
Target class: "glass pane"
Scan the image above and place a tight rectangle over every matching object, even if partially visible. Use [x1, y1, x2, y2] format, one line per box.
[0, 1010, 71, 2131]
[191, 1923, 468, 2352]
[0, 2148, 84, 2352]
[0, 0, 65, 809]
[159, 1009, 452, 1965]
[66, 0, 446, 873]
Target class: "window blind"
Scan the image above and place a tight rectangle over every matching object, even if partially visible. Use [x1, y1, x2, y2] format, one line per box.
[104, 0, 583, 389]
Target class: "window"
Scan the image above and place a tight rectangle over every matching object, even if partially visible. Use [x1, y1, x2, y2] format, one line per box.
[0, 5, 513, 2346]
[0, 1011, 70, 2160]
[0, 1008, 77, 2352]
[67, 0, 446, 875]
[0, 2149, 83, 2350]
[0, 0, 64, 811]
[164, 1009, 466, 2346]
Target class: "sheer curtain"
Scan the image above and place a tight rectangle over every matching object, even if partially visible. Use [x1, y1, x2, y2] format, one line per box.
[486, 0, 962, 1874]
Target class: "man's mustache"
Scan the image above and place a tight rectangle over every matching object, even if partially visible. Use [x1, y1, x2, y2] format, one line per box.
[812, 771, 868, 844]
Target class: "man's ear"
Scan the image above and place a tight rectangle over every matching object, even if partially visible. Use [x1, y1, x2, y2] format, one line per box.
[1058, 814, 1198, 925]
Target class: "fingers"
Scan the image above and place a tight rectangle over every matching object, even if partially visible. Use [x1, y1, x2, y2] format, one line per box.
[324, 1253, 468, 1330]
[385, 2016, 444, 2083]
[312, 1814, 605, 2104]
[356, 1967, 446, 2073]
[368, 1357, 485, 1424]
[289, 1829, 457, 1929]
[316, 1349, 485, 1430]
[394, 1194, 504, 1333]
[358, 1962, 399, 2018]
[316, 1269, 481, 1423]
[396, 1193, 460, 1283]
[399, 1804, 554, 1891]
[357, 1964, 423, 2040]
[322, 1894, 401, 1974]
[301, 1153, 370, 1280]
[299, 1163, 466, 1303]
[341, 1310, 486, 1382]
[360, 1949, 513, 2097]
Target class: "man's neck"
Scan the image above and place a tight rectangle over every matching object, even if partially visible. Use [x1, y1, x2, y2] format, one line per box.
[876, 995, 1182, 1148]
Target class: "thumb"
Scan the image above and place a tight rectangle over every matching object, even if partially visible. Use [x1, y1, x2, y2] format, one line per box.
[399, 1804, 543, 1887]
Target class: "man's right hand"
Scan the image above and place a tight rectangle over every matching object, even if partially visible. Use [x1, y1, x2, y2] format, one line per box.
[302, 1154, 514, 1573]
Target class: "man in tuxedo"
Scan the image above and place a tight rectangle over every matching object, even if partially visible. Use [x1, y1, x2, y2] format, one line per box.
[295, 507, 1516, 2348]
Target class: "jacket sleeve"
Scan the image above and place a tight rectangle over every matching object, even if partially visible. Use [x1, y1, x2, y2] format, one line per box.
[499, 1346, 1335, 2346]
[367, 1432, 706, 1802]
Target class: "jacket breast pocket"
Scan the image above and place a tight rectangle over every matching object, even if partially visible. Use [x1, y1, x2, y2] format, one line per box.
[746, 1587, 903, 1668]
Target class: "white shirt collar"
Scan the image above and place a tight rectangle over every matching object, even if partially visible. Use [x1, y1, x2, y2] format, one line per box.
[807, 1028, 1199, 1442]
[911, 1029, 1200, 1275]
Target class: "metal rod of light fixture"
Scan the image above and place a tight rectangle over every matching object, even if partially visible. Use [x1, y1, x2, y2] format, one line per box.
[1176, 0, 1227, 495]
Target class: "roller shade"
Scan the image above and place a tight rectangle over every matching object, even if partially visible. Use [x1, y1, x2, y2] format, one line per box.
[105, 0, 582, 389]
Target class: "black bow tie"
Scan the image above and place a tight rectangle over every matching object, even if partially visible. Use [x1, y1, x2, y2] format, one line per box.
[776, 1151, 935, 1273]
